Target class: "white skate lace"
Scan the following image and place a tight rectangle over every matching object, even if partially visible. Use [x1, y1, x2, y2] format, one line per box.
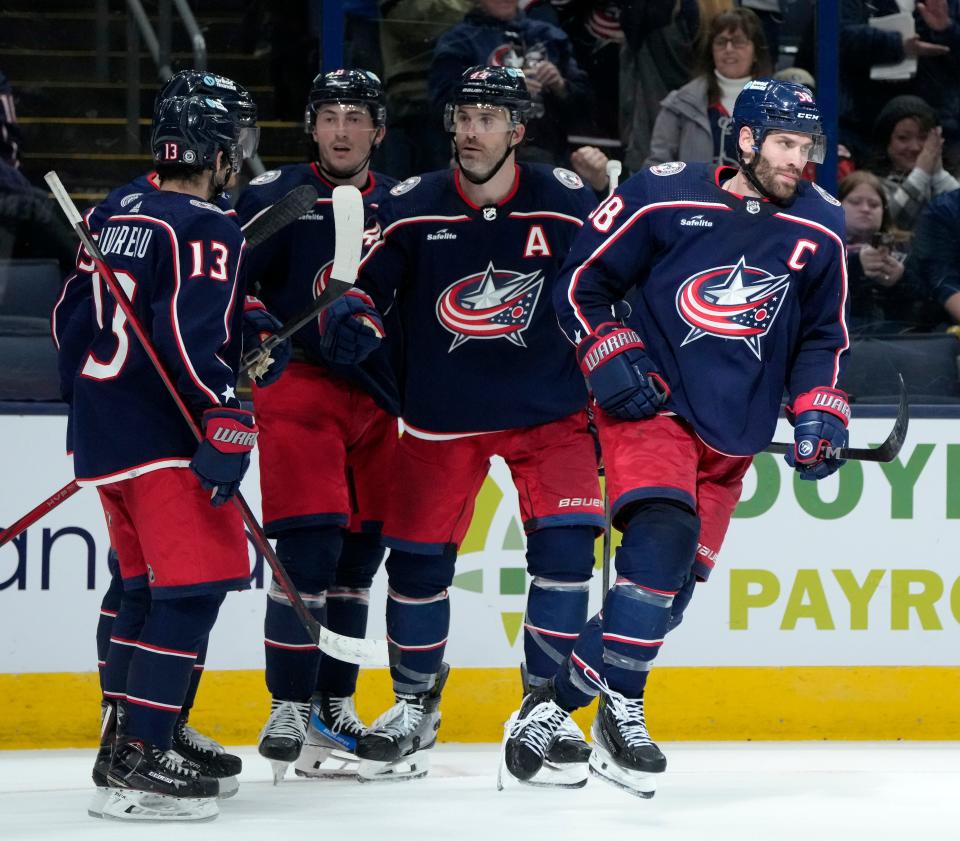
[554, 713, 588, 745]
[365, 698, 424, 742]
[177, 719, 225, 755]
[506, 700, 567, 757]
[153, 747, 201, 779]
[260, 699, 310, 743]
[327, 696, 365, 735]
[606, 690, 654, 748]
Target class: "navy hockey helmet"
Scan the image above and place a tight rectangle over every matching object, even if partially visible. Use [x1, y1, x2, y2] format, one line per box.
[156, 71, 257, 124]
[155, 71, 258, 160]
[444, 65, 533, 132]
[733, 77, 826, 164]
[305, 68, 386, 134]
[151, 94, 251, 174]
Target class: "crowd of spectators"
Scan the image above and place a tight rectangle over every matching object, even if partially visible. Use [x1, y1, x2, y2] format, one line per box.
[349, 0, 960, 337]
[4, 1, 960, 341]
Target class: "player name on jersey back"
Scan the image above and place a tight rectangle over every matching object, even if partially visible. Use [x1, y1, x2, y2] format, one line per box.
[99, 224, 154, 258]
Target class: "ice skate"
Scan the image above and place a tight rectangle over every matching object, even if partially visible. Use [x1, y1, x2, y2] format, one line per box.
[588, 690, 666, 798]
[99, 737, 219, 822]
[356, 663, 449, 782]
[294, 693, 366, 778]
[88, 700, 116, 818]
[173, 713, 241, 798]
[498, 681, 589, 790]
[257, 699, 310, 784]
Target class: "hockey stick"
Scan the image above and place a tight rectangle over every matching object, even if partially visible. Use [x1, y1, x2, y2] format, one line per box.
[0, 480, 82, 548]
[765, 374, 909, 463]
[600, 158, 622, 596]
[241, 183, 318, 248]
[41, 171, 396, 668]
[241, 184, 364, 375]
[0, 188, 324, 550]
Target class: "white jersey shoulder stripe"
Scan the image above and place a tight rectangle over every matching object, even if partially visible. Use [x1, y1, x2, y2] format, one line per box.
[566, 200, 731, 336]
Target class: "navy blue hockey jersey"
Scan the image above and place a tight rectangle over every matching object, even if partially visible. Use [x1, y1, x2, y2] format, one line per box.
[52, 172, 235, 405]
[358, 163, 597, 434]
[233, 164, 400, 415]
[69, 190, 246, 483]
[555, 162, 849, 456]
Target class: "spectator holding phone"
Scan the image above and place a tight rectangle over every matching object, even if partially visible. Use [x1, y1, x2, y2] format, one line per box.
[841, 170, 919, 333]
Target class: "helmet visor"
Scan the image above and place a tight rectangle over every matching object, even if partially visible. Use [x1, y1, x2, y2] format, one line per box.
[444, 103, 515, 134]
[238, 125, 260, 160]
[807, 133, 827, 165]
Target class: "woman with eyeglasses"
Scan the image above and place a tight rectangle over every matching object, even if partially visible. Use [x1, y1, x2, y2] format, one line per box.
[644, 8, 772, 168]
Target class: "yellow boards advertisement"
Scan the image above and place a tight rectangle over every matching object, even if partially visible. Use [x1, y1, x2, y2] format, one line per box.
[1, 414, 958, 745]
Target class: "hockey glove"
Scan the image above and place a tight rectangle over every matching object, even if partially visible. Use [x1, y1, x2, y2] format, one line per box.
[242, 297, 291, 387]
[318, 289, 384, 365]
[190, 408, 258, 507]
[784, 386, 850, 481]
[577, 323, 669, 420]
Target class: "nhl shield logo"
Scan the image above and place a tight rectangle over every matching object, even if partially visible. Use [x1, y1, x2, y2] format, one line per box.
[746, 199, 761, 214]
[676, 255, 790, 360]
[436, 262, 544, 351]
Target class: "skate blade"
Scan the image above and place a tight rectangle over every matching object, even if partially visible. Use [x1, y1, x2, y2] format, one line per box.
[266, 759, 290, 785]
[495, 710, 522, 791]
[216, 775, 239, 799]
[99, 789, 219, 822]
[295, 748, 359, 779]
[588, 747, 657, 799]
[497, 753, 587, 791]
[357, 751, 430, 783]
[524, 760, 588, 789]
[87, 787, 109, 818]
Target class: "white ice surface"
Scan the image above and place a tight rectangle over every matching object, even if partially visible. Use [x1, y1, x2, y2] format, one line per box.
[2, 743, 959, 841]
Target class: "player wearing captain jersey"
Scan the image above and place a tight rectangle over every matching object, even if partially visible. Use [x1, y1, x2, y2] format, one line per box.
[60, 91, 263, 821]
[51, 71, 288, 811]
[501, 78, 851, 798]
[319, 65, 605, 785]
[233, 68, 400, 782]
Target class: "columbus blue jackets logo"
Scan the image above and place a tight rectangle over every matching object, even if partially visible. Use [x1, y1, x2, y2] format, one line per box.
[676, 256, 790, 360]
[436, 262, 543, 351]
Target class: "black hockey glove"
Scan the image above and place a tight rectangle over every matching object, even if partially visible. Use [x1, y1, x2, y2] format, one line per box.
[784, 386, 849, 481]
[242, 296, 291, 387]
[577, 323, 669, 420]
[190, 408, 258, 506]
[318, 289, 384, 365]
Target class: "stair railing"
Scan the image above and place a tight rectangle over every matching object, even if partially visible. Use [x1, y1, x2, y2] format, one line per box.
[99, 0, 264, 175]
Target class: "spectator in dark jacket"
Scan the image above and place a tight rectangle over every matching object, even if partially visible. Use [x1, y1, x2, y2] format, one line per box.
[0, 159, 75, 273]
[840, 170, 919, 333]
[907, 187, 960, 324]
[430, 0, 593, 164]
[838, 0, 957, 161]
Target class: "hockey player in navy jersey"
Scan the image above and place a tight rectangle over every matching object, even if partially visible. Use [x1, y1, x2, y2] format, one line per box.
[233, 68, 400, 782]
[319, 65, 605, 785]
[502, 78, 850, 798]
[51, 71, 287, 813]
[60, 92, 263, 821]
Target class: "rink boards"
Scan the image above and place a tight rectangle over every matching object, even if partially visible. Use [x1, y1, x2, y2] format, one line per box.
[2, 410, 960, 747]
